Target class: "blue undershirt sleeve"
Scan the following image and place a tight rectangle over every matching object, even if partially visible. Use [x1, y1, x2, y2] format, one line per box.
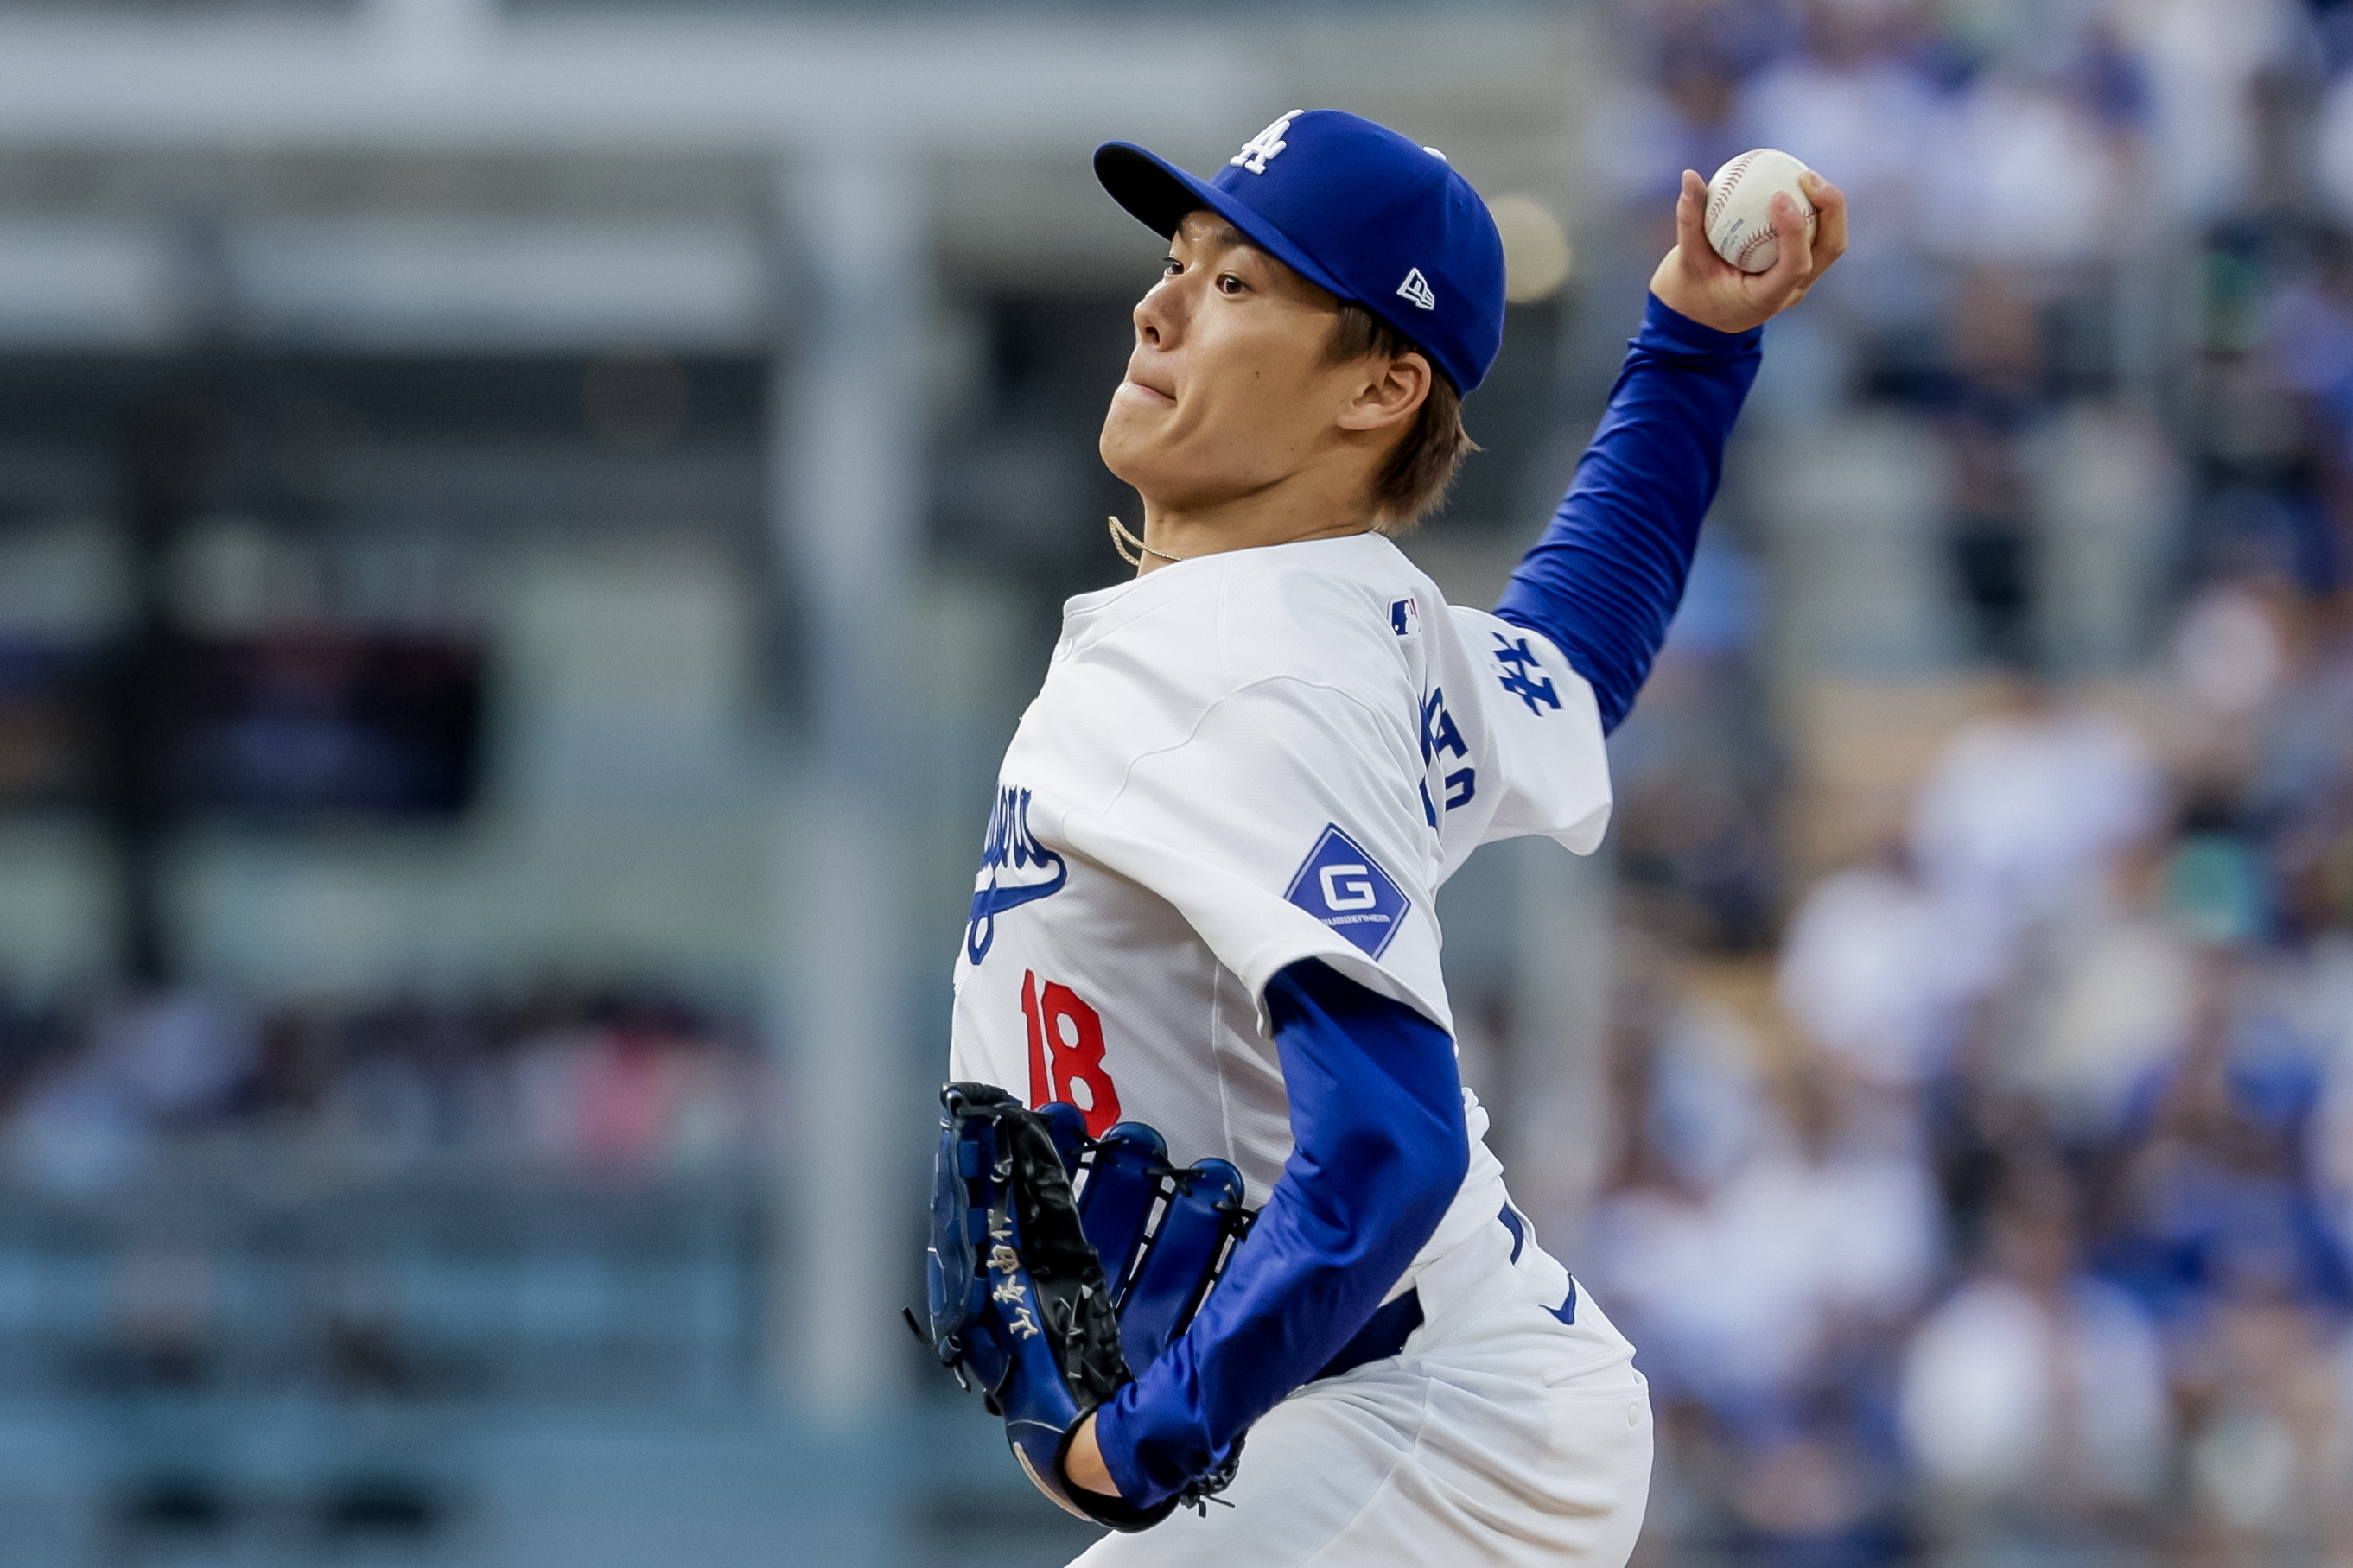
[1492, 293, 1764, 733]
[1091, 959, 1468, 1510]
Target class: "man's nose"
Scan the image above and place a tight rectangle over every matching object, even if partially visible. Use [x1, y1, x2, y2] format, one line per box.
[1134, 275, 1185, 346]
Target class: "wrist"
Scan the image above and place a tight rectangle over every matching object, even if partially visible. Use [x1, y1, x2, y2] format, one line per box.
[1064, 1409, 1121, 1498]
[1052, 1409, 1175, 1532]
[1640, 292, 1765, 357]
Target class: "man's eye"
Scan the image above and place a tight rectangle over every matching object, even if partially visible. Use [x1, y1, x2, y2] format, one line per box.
[1217, 274, 1245, 295]
[1162, 257, 1183, 277]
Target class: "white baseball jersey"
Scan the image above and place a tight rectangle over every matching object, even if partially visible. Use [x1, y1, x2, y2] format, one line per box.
[947, 530, 1610, 1284]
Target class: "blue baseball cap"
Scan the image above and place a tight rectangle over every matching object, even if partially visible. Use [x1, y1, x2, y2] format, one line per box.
[1095, 110, 1507, 395]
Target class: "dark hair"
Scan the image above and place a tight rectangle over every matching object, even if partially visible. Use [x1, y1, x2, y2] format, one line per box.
[1322, 301, 1478, 532]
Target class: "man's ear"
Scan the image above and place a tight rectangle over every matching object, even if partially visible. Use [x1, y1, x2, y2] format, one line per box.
[1335, 351, 1432, 435]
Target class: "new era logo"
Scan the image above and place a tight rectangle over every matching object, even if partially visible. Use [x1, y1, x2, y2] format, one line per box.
[1283, 825, 1410, 959]
[1396, 267, 1437, 311]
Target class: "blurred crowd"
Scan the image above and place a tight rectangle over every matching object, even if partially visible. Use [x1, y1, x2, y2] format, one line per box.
[0, 983, 762, 1195]
[1598, 636, 2353, 1561]
[1587, 1, 2353, 1560]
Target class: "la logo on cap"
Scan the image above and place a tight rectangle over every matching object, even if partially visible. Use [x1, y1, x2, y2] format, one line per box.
[1396, 268, 1437, 311]
[1230, 111, 1304, 175]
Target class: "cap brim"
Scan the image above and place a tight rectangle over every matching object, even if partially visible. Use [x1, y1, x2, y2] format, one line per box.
[1093, 143, 1354, 305]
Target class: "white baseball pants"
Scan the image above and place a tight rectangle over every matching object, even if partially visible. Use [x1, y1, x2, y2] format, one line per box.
[1071, 1214, 1654, 1567]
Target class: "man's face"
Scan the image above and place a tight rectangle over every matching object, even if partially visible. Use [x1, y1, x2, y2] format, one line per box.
[1099, 211, 1359, 511]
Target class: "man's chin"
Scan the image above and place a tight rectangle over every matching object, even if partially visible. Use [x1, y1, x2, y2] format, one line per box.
[1097, 422, 1165, 492]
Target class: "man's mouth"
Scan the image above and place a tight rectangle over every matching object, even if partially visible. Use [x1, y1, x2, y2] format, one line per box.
[1119, 374, 1177, 407]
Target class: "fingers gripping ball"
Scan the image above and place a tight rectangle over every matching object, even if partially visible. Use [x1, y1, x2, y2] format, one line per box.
[1706, 149, 1816, 274]
[921, 1083, 1252, 1529]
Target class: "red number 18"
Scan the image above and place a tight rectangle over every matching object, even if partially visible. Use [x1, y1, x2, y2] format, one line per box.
[1021, 971, 1122, 1137]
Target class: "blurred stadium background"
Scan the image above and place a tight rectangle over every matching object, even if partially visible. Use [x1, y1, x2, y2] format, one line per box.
[0, 0, 2340, 1564]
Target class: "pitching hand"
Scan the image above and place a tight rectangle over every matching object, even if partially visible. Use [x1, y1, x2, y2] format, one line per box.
[1649, 168, 1847, 334]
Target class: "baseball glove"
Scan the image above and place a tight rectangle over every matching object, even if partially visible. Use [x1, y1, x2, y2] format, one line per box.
[914, 1082, 1252, 1529]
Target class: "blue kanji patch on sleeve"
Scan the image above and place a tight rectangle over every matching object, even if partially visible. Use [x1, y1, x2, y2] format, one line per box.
[1491, 632, 1562, 715]
[1283, 825, 1411, 959]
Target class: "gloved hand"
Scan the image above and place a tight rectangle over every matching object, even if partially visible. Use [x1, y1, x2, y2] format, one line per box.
[914, 1082, 1250, 1529]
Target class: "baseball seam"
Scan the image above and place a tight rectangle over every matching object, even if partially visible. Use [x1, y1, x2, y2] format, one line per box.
[1706, 150, 1759, 231]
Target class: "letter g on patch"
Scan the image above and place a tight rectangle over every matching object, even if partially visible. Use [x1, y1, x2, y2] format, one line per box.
[1284, 825, 1409, 958]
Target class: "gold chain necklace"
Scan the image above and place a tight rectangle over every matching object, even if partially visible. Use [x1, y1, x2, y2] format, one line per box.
[1107, 515, 1188, 568]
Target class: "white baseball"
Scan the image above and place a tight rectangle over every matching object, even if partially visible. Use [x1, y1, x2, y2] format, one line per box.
[1705, 149, 1816, 275]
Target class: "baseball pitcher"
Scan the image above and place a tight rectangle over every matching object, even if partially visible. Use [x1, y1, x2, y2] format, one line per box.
[923, 109, 1845, 1565]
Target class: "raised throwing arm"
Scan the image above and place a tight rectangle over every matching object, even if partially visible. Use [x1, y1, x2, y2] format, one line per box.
[1495, 168, 1846, 733]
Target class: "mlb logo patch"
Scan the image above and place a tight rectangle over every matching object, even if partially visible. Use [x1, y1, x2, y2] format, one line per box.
[1284, 825, 1410, 959]
[1389, 596, 1420, 638]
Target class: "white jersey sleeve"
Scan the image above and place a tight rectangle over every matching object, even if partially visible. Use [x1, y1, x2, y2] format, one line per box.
[1059, 670, 1449, 1034]
[1432, 605, 1612, 870]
